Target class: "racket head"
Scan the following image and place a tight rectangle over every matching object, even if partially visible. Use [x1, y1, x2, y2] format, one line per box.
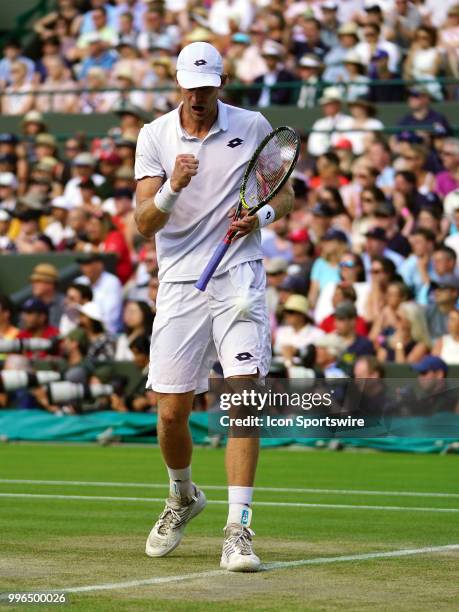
[239, 126, 300, 212]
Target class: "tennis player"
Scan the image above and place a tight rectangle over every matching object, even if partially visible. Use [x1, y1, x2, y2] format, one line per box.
[134, 41, 294, 572]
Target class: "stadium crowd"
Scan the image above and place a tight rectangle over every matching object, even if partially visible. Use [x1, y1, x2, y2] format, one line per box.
[0, 0, 459, 414]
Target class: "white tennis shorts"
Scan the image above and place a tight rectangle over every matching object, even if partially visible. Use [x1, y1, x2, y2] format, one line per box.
[147, 260, 271, 394]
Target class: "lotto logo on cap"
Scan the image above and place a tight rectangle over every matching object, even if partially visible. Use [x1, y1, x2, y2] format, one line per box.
[176, 42, 223, 89]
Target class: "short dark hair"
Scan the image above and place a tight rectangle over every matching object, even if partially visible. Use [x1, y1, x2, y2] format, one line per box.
[395, 170, 417, 186]
[68, 282, 93, 302]
[0, 294, 15, 318]
[435, 244, 457, 262]
[412, 228, 436, 243]
[320, 151, 340, 167]
[129, 334, 150, 355]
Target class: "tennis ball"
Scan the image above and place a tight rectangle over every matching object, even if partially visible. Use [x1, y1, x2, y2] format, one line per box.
[235, 292, 253, 317]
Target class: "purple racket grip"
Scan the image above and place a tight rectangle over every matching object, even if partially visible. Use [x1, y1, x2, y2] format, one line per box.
[195, 240, 231, 291]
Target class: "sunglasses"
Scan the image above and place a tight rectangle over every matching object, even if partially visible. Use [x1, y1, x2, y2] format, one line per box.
[339, 261, 356, 268]
[361, 197, 375, 203]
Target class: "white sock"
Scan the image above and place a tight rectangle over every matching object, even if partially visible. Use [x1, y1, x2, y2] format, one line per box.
[167, 465, 194, 500]
[227, 486, 253, 527]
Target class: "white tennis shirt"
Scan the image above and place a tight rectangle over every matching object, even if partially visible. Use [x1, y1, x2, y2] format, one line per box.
[135, 100, 272, 282]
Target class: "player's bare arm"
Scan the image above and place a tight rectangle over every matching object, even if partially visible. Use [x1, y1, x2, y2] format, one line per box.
[134, 154, 199, 238]
[229, 180, 294, 240]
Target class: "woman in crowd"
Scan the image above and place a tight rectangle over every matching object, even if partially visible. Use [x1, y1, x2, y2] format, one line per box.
[1, 62, 34, 115]
[351, 186, 387, 251]
[365, 258, 400, 324]
[345, 98, 384, 157]
[78, 301, 115, 362]
[376, 301, 431, 363]
[115, 300, 154, 361]
[432, 308, 459, 364]
[404, 26, 443, 100]
[369, 280, 412, 344]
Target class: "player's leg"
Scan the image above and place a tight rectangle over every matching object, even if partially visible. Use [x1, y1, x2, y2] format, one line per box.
[145, 282, 212, 558]
[210, 261, 270, 572]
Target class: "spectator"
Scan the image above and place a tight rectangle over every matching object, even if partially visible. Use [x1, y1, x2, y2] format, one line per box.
[307, 87, 353, 157]
[376, 301, 430, 363]
[296, 55, 323, 109]
[35, 56, 78, 113]
[341, 52, 369, 102]
[0, 172, 18, 212]
[425, 275, 459, 339]
[137, 8, 177, 58]
[0, 209, 15, 252]
[261, 217, 294, 262]
[78, 34, 117, 79]
[44, 196, 75, 247]
[62, 328, 93, 384]
[354, 22, 400, 73]
[435, 138, 459, 198]
[404, 26, 443, 100]
[76, 253, 123, 334]
[401, 144, 436, 194]
[400, 228, 436, 302]
[0, 40, 35, 85]
[0, 294, 19, 344]
[385, 0, 422, 49]
[29, 263, 65, 328]
[365, 258, 400, 324]
[362, 227, 405, 277]
[313, 333, 348, 378]
[345, 97, 383, 156]
[292, 15, 326, 58]
[308, 229, 349, 308]
[77, 7, 117, 52]
[398, 87, 452, 134]
[249, 41, 297, 107]
[373, 201, 411, 257]
[1, 61, 34, 116]
[59, 282, 93, 336]
[14, 209, 43, 254]
[273, 294, 324, 364]
[323, 21, 359, 83]
[334, 301, 375, 372]
[17, 298, 59, 358]
[63, 152, 105, 207]
[353, 354, 385, 379]
[369, 49, 404, 103]
[318, 269, 370, 331]
[432, 308, 459, 364]
[77, 301, 115, 362]
[80, 66, 117, 113]
[115, 300, 154, 360]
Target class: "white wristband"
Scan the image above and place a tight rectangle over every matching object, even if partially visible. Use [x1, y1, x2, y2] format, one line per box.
[256, 205, 276, 228]
[154, 178, 179, 214]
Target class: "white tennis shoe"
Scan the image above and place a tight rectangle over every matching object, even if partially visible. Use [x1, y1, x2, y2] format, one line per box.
[145, 486, 206, 557]
[220, 523, 261, 572]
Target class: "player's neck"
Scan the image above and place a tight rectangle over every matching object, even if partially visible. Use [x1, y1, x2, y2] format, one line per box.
[180, 105, 218, 140]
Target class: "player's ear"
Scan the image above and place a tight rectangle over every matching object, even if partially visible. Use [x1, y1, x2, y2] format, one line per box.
[220, 74, 228, 88]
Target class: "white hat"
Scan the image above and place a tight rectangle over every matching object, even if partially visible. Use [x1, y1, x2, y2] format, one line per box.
[0, 209, 11, 221]
[0, 172, 18, 189]
[51, 196, 73, 210]
[176, 42, 223, 89]
[444, 189, 459, 221]
[314, 333, 347, 357]
[299, 54, 322, 68]
[319, 86, 343, 104]
[78, 301, 104, 323]
[261, 40, 285, 57]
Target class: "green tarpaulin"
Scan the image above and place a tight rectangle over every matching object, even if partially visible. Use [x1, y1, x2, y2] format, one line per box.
[0, 410, 458, 453]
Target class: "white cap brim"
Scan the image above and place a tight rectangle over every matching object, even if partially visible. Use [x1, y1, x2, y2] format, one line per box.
[176, 70, 221, 89]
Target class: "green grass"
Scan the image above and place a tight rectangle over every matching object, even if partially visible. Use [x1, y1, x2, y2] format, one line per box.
[0, 444, 458, 611]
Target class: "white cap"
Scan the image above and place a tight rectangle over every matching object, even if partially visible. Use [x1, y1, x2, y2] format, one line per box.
[444, 189, 459, 221]
[176, 42, 223, 89]
[78, 301, 104, 323]
[0, 172, 18, 189]
[0, 209, 11, 221]
[261, 40, 285, 57]
[51, 196, 73, 210]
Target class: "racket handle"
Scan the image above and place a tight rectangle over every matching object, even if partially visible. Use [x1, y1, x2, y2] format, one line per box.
[195, 240, 231, 291]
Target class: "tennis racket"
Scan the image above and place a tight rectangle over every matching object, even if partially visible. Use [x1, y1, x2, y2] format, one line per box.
[195, 125, 300, 292]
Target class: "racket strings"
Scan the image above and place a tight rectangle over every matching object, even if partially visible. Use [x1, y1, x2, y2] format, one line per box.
[243, 129, 299, 211]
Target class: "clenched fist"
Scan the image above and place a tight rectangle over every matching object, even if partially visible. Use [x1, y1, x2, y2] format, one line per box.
[170, 154, 199, 192]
